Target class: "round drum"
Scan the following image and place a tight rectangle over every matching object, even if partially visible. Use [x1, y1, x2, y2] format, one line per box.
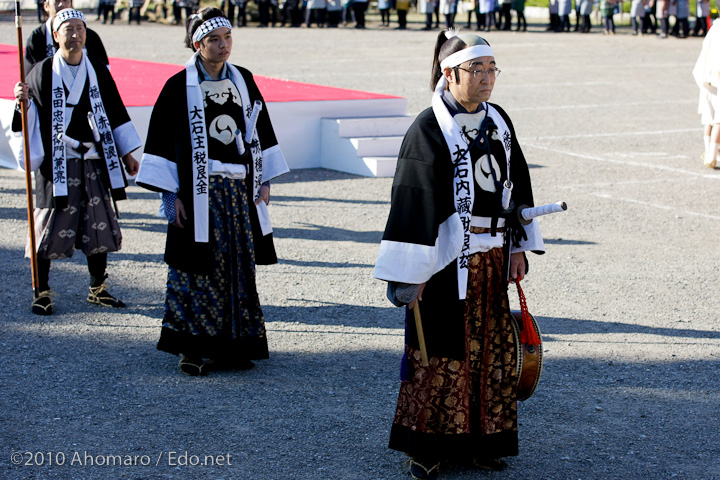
[510, 310, 543, 401]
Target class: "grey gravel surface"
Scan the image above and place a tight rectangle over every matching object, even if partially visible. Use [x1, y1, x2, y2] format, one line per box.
[1, 13, 720, 480]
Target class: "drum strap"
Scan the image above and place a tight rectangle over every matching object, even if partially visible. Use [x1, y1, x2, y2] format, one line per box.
[514, 280, 541, 346]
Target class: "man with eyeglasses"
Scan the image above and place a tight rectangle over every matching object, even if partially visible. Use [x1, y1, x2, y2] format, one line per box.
[24, 0, 109, 73]
[375, 31, 545, 480]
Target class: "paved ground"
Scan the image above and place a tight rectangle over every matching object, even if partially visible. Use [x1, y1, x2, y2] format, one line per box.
[1, 11, 719, 480]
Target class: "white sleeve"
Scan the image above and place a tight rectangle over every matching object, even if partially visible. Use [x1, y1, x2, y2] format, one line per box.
[10, 100, 45, 172]
[510, 219, 546, 254]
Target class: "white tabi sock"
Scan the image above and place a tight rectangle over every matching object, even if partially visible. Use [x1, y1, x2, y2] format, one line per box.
[706, 141, 719, 167]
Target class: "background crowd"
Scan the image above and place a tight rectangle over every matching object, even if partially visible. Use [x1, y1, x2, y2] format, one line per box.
[30, 0, 717, 35]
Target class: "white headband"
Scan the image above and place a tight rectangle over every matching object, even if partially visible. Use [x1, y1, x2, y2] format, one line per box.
[52, 9, 86, 32]
[440, 44, 494, 70]
[192, 17, 232, 43]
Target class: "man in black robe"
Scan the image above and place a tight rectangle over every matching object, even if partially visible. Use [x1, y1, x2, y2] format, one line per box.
[13, 9, 140, 316]
[136, 8, 289, 376]
[24, 0, 109, 73]
[374, 32, 545, 480]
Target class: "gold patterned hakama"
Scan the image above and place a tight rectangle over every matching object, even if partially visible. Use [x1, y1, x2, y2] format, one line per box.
[389, 248, 519, 460]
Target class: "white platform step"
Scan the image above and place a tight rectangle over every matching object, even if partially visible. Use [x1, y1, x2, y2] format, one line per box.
[320, 115, 413, 178]
[361, 156, 398, 178]
[350, 136, 404, 157]
[335, 116, 415, 138]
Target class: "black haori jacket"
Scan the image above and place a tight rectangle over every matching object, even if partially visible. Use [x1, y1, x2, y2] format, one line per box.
[136, 65, 287, 275]
[374, 103, 543, 360]
[12, 55, 140, 210]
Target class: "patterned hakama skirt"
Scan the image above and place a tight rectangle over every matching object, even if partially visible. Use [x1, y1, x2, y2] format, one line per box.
[389, 248, 519, 461]
[29, 158, 122, 260]
[157, 176, 269, 362]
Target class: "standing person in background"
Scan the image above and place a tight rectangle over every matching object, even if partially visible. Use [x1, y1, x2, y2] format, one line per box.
[342, 0, 352, 26]
[305, 0, 327, 27]
[693, 20, 720, 168]
[327, 0, 342, 26]
[465, 0, 482, 30]
[395, 0, 409, 29]
[673, 0, 689, 37]
[136, 7, 289, 376]
[499, 0, 512, 29]
[643, 0, 658, 33]
[173, 0, 194, 24]
[128, 0, 143, 24]
[421, 0, 438, 29]
[99, 0, 116, 24]
[479, 0, 497, 30]
[12, 9, 142, 316]
[600, 0, 616, 34]
[547, 0, 559, 30]
[24, 0, 109, 73]
[557, 0, 571, 30]
[579, 0, 592, 31]
[441, 0, 458, 27]
[573, 0, 581, 31]
[692, 0, 709, 36]
[258, 0, 271, 26]
[352, 0, 368, 28]
[225, 0, 236, 25]
[235, 0, 248, 26]
[656, 0, 669, 37]
[669, 0, 679, 35]
[630, 0, 647, 34]
[379, 0, 391, 26]
[374, 30, 545, 480]
[512, 0, 526, 30]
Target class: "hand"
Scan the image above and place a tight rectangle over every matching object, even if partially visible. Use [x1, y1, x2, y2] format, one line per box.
[254, 184, 270, 206]
[122, 153, 139, 176]
[408, 283, 426, 310]
[173, 198, 187, 228]
[14, 82, 28, 102]
[509, 252, 526, 282]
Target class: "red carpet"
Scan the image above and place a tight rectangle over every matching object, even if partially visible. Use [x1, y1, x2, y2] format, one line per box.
[0, 44, 400, 106]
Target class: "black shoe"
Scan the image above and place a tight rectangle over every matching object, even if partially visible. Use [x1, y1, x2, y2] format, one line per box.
[87, 284, 126, 308]
[31, 290, 54, 316]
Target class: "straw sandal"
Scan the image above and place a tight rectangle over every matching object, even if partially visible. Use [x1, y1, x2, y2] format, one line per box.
[31, 290, 54, 316]
[407, 458, 440, 480]
[87, 284, 126, 308]
[178, 355, 207, 376]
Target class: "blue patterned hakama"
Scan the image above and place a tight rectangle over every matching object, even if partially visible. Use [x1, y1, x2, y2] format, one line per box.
[157, 175, 269, 362]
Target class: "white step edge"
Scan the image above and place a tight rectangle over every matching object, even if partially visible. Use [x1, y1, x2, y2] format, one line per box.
[333, 116, 415, 138]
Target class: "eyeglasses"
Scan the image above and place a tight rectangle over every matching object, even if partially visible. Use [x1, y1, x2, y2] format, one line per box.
[456, 67, 501, 78]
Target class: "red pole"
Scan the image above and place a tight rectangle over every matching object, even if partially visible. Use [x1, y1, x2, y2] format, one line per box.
[15, 0, 40, 298]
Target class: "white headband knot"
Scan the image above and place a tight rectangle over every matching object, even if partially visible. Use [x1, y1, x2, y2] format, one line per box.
[52, 9, 86, 32]
[440, 44, 495, 70]
[192, 17, 232, 43]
